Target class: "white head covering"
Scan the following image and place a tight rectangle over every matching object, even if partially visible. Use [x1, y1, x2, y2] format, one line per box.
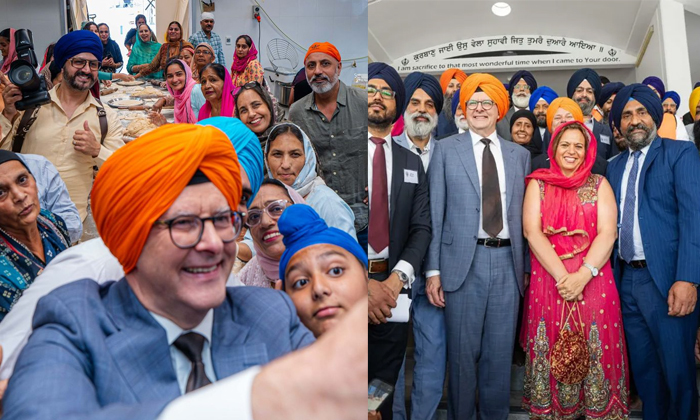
[201, 12, 215, 21]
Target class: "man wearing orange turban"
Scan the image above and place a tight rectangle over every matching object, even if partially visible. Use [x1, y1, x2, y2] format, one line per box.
[3, 123, 316, 419]
[436, 68, 468, 139]
[425, 72, 530, 419]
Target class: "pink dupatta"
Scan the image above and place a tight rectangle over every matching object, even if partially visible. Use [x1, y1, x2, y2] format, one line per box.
[1, 29, 17, 74]
[166, 59, 197, 123]
[198, 66, 235, 121]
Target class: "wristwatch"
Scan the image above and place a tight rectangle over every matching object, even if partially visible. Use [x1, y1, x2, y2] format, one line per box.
[582, 262, 599, 277]
[392, 269, 409, 284]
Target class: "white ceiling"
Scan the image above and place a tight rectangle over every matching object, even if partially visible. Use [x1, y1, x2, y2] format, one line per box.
[369, 0, 660, 64]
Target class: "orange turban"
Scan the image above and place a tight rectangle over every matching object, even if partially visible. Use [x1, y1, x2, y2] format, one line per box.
[304, 42, 341, 64]
[439, 68, 468, 93]
[91, 124, 242, 274]
[546, 97, 584, 132]
[459, 73, 510, 121]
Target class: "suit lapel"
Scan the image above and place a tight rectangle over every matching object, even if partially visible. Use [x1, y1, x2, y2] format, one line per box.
[639, 137, 662, 195]
[455, 132, 481, 198]
[390, 144, 403, 223]
[610, 152, 628, 206]
[501, 140, 516, 211]
[104, 280, 181, 401]
[210, 295, 260, 380]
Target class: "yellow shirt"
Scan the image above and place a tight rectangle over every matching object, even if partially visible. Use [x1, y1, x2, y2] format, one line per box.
[0, 85, 125, 220]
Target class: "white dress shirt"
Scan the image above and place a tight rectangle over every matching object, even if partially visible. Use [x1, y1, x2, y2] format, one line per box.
[406, 135, 432, 172]
[368, 132, 415, 286]
[539, 126, 546, 139]
[619, 143, 652, 260]
[150, 310, 217, 395]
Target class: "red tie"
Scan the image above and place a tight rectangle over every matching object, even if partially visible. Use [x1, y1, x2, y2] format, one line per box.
[369, 137, 390, 252]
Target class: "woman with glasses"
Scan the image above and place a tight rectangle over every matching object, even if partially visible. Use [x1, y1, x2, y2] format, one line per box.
[198, 63, 235, 120]
[265, 123, 356, 239]
[234, 82, 278, 148]
[127, 23, 162, 79]
[134, 21, 193, 79]
[191, 43, 215, 82]
[230, 35, 264, 96]
[238, 179, 305, 288]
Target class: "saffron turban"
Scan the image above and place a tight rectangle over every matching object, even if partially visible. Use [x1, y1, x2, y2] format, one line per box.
[368, 62, 405, 122]
[197, 117, 263, 206]
[610, 83, 663, 133]
[662, 91, 681, 108]
[642, 76, 665, 98]
[508, 70, 537, 98]
[53, 30, 103, 70]
[278, 204, 367, 283]
[91, 124, 242, 274]
[546, 97, 584, 132]
[304, 42, 341, 64]
[404, 72, 443, 115]
[567, 68, 602, 103]
[451, 88, 461, 116]
[439, 68, 468, 93]
[459, 73, 510, 121]
[528, 86, 558, 111]
[597, 82, 625, 107]
[689, 87, 700, 119]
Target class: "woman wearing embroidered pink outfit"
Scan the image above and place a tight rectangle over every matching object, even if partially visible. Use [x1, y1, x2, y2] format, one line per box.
[521, 120, 629, 419]
[198, 63, 235, 120]
[230, 35, 264, 95]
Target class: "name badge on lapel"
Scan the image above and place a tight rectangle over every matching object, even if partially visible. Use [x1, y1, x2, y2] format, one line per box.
[404, 169, 418, 184]
[600, 135, 610, 145]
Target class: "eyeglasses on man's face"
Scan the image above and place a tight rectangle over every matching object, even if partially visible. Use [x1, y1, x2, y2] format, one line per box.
[154, 210, 243, 249]
[466, 99, 495, 111]
[367, 85, 396, 100]
[69, 58, 101, 71]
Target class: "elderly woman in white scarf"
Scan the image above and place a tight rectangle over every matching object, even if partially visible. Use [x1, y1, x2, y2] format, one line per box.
[264, 122, 356, 239]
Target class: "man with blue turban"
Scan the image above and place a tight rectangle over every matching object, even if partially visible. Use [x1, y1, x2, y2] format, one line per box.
[528, 85, 558, 140]
[598, 81, 625, 123]
[1, 30, 125, 221]
[496, 69, 537, 140]
[367, 62, 431, 420]
[606, 83, 700, 420]
[662, 91, 681, 115]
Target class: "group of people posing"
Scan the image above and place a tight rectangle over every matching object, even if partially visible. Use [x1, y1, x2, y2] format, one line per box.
[368, 63, 700, 420]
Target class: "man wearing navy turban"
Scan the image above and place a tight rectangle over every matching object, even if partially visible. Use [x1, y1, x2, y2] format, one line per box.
[606, 83, 700, 420]
[0, 30, 125, 221]
[598, 81, 624, 123]
[566, 67, 617, 160]
[496, 70, 537, 141]
[394, 72, 441, 167]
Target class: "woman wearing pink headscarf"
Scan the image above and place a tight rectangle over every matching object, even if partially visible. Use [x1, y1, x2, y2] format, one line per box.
[149, 59, 203, 126]
[230, 35, 264, 95]
[198, 62, 235, 120]
[0, 28, 17, 74]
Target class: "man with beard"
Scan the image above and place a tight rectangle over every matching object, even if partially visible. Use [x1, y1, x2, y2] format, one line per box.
[685, 86, 700, 145]
[452, 88, 469, 134]
[0, 31, 124, 221]
[188, 12, 226, 66]
[367, 62, 431, 420]
[394, 72, 442, 169]
[606, 83, 700, 420]
[662, 91, 681, 116]
[567, 68, 618, 160]
[598, 82, 625, 124]
[642, 76, 690, 141]
[528, 85, 558, 146]
[435, 68, 467, 139]
[289, 42, 367, 251]
[496, 70, 537, 140]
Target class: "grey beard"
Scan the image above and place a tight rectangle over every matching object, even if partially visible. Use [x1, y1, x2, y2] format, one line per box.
[442, 92, 455, 123]
[308, 73, 339, 94]
[404, 110, 438, 139]
[624, 122, 657, 151]
[577, 99, 595, 116]
[455, 116, 469, 131]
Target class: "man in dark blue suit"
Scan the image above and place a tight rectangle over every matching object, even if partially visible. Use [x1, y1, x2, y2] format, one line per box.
[606, 84, 700, 420]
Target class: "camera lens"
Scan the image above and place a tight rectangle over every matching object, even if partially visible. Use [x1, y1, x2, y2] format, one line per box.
[10, 63, 35, 86]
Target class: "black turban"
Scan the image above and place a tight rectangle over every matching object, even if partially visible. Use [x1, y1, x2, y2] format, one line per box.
[508, 70, 538, 98]
[567, 68, 602, 103]
[610, 83, 663, 133]
[368, 62, 405, 122]
[404, 72, 443, 115]
[0, 150, 29, 172]
[597, 82, 624, 107]
[509, 109, 543, 156]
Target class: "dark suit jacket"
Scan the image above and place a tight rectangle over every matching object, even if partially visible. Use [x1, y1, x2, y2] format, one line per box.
[3, 279, 314, 420]
[387, 142, 432, 275]
[606, 137, 700, 297]
[435, 112, 458, 140]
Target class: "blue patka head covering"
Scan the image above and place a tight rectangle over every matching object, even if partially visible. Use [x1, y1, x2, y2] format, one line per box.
[508, 70, 538, 98]
[597, 82, 625, 107]
[404, 72, 443, 115]
[197, 117, 264, 206]
[368, 62, 405, 122]
[610, 83, 663, 133]
[642, 76, 665, 98]
[662, 90, 681, 108]
[567, 68, 602, 103]
[53, 30, 103, 70]
[528, 86, 558, 111]
[278, 204, 367, 283]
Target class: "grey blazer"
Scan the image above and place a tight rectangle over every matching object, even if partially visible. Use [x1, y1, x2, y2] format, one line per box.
[424, 131, 530, 295]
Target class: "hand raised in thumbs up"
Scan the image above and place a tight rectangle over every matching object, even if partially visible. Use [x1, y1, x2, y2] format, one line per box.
[73, 120, 101, 158]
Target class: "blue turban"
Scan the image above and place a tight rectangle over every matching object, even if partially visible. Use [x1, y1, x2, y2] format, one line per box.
[368, 62, 405, 122]
[597, 82, 625, 107]
[451, 88, 461, 116]
[197, 117, 264, 206]
[610, 83, 663, 133]
[642, 76, 665, 98]
[662, 90, 681, 108]
[404, 72, 443, 115]
[53, 30, 103, 71]
[567, 68, 602, 103]
[508, 70, 538, 98]
[278, 204, 367, 283]
[528, 86, 558, 111]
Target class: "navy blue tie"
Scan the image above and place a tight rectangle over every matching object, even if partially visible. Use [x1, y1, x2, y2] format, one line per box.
[620, 151, 642, 263]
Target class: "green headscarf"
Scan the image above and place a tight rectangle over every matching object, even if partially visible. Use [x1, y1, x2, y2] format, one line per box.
[127, 23, 162, 79]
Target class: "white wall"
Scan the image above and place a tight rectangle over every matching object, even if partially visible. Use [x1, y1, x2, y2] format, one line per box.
[0, 0, 65, 68]
[636, 8, 665, 85]
[191, 0, 368, 86]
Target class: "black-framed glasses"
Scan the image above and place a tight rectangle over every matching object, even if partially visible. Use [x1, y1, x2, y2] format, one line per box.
[367, 85, 396, 99]
[69, 57, 101, 71]
[154, 210, 243, 249]
[246, 199, 289, 228]
[466, 100, 495, 110]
